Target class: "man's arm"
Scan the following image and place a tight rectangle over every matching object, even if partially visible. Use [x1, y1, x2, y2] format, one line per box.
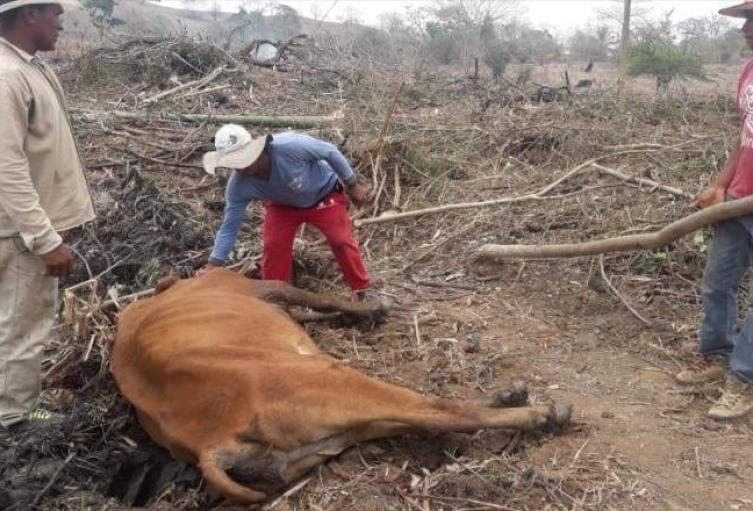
[295, 136, 357, 185]
[693, 137, 740, 209]
[0, 78, 72, 277]
[206, 194, 250, 267]
[295, 136, 370, 206]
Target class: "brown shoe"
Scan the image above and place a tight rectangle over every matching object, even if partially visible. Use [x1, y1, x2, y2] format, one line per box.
[675, 355, 728, 385]
[708, 377, 753, 420]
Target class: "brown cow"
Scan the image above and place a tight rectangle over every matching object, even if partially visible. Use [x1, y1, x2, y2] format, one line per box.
[111, 269, 571, 503]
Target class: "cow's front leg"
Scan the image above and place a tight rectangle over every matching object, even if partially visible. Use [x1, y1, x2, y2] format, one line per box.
[253, 280, 388, 322]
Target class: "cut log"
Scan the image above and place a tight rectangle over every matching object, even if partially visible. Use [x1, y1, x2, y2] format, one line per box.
[71, 109, 339, 129]
[477, 196, 753, 261]
[176, 113, 336, 128]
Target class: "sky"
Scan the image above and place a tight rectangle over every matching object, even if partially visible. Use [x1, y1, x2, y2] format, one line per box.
[158, 1, 743, 36]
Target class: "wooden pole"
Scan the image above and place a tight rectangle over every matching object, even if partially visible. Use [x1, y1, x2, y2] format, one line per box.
[477, 196, 753, 261]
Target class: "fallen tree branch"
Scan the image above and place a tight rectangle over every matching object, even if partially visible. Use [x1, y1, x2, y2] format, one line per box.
[591, 163, 692, 199]
[143, 66, 225, 104]
[355, 148, 692, 227]
[176, 83, 231, 100]
[355, 159, 591, 227]
[113, 148, 204, 170]
[477, 195, 753, 261]
[72, 108, 340, 129]
[240, 34, 308, 68]
[599, 254, 652, 326]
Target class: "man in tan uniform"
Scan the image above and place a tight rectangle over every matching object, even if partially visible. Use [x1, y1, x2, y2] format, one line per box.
[0, 0, 94, 429]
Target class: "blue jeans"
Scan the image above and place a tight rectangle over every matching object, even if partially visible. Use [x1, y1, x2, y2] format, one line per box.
[700, 214, 753, 384]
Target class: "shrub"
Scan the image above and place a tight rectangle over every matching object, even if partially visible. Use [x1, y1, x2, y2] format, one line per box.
[628, 42, 706, 90]
[483, 39, 510, 78]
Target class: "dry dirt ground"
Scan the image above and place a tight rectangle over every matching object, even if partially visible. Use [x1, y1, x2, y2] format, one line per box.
[3, 39, 753, 510]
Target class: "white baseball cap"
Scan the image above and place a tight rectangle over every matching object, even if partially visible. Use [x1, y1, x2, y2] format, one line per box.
[202, 124, 269, 176]
[0, 0, 82, 15]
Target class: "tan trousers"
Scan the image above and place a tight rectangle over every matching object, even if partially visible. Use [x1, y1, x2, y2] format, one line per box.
[0, 237, 57, 427]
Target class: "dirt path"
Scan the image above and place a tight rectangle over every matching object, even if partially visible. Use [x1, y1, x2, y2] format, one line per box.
[469, 284, 753, 511]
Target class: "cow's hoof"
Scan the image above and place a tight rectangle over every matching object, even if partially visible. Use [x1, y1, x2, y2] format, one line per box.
[547, 402, 573, 430]
[488, 381, 529, 408]
[365, 298, 391, 325]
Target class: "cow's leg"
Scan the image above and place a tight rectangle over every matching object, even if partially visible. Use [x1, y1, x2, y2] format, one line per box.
[280, 422, 419, 481]
[267, 362, 570, 438]
[279, 398, 570, 483]
[252, 280, 388, 322]
[208, 396, 569, 503]
[232, 397, 567, 491]
[215, 422, 419, 493]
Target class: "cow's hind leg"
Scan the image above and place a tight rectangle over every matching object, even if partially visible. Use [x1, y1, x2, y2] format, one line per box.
[253, 280, 388, 321]
[293, 363, 571, 434]
[225, 399, 569, 496]
[218, 422, 420, 494]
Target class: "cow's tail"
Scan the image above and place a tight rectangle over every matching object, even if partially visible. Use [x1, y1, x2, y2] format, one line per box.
[198, 450, 268, 504]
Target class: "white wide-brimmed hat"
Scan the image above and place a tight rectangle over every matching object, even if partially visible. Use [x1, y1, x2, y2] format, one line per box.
[202, 124, 268, 176]
[720, 0, 753, 18]
[0, 0, 81, 15]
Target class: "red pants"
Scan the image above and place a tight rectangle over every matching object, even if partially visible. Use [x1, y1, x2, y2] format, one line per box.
[261, 191, 371, 291]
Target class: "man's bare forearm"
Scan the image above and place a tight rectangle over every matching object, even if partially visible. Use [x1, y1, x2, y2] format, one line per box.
[712, 138, 741, 191]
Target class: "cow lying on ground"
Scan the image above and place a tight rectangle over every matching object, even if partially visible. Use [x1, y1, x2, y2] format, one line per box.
[111, 269, 572, 503]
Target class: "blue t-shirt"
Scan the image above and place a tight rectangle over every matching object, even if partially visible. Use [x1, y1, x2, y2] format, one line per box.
[209, 133, 356, 264]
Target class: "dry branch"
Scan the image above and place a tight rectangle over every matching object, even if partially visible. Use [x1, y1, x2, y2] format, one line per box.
[72, 108, 340, 129]
[598, 254, 652, 326]
[355, 149, 692, 227]
[477, 196, 753, 261]
[142, 66, 226, 104]
[240, 34, 308, 69]
[591, 163, 693, 199]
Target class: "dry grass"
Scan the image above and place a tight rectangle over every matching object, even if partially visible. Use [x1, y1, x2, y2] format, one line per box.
[1, 35, 747, 510]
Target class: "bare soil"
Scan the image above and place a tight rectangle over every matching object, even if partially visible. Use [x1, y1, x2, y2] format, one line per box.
[2, 38, 752, 510]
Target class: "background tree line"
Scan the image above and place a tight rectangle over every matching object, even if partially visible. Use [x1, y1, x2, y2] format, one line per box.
[83, 0, 748, 77]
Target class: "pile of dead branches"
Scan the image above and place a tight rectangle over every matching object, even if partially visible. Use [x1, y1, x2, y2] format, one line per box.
[73, 35, 237, 88]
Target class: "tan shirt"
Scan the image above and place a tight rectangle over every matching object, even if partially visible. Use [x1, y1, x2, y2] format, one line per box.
[0, 37, 94, 255]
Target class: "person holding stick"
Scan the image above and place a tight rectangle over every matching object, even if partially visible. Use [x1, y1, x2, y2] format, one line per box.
[675, 0, 753, 419]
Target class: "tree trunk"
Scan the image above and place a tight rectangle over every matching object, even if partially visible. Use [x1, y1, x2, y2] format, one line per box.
[477, 196, 753, 261]
[71, 109, 339, 129]
[619, 0, 632, 78]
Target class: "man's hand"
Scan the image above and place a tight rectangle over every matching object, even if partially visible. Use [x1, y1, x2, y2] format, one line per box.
[39, 243, 73, 278]
[346, 182, 371, 208]
[692, 185, 726, 209]
[197, 263, 220, 276]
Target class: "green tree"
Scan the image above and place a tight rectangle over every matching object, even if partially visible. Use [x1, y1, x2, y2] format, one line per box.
[568, 25, 613, 62]
[479, 15, 509, 76]
[425, 20, 460, 64]
[628, 42, 706, 90]
[83, 0, 123, 36]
